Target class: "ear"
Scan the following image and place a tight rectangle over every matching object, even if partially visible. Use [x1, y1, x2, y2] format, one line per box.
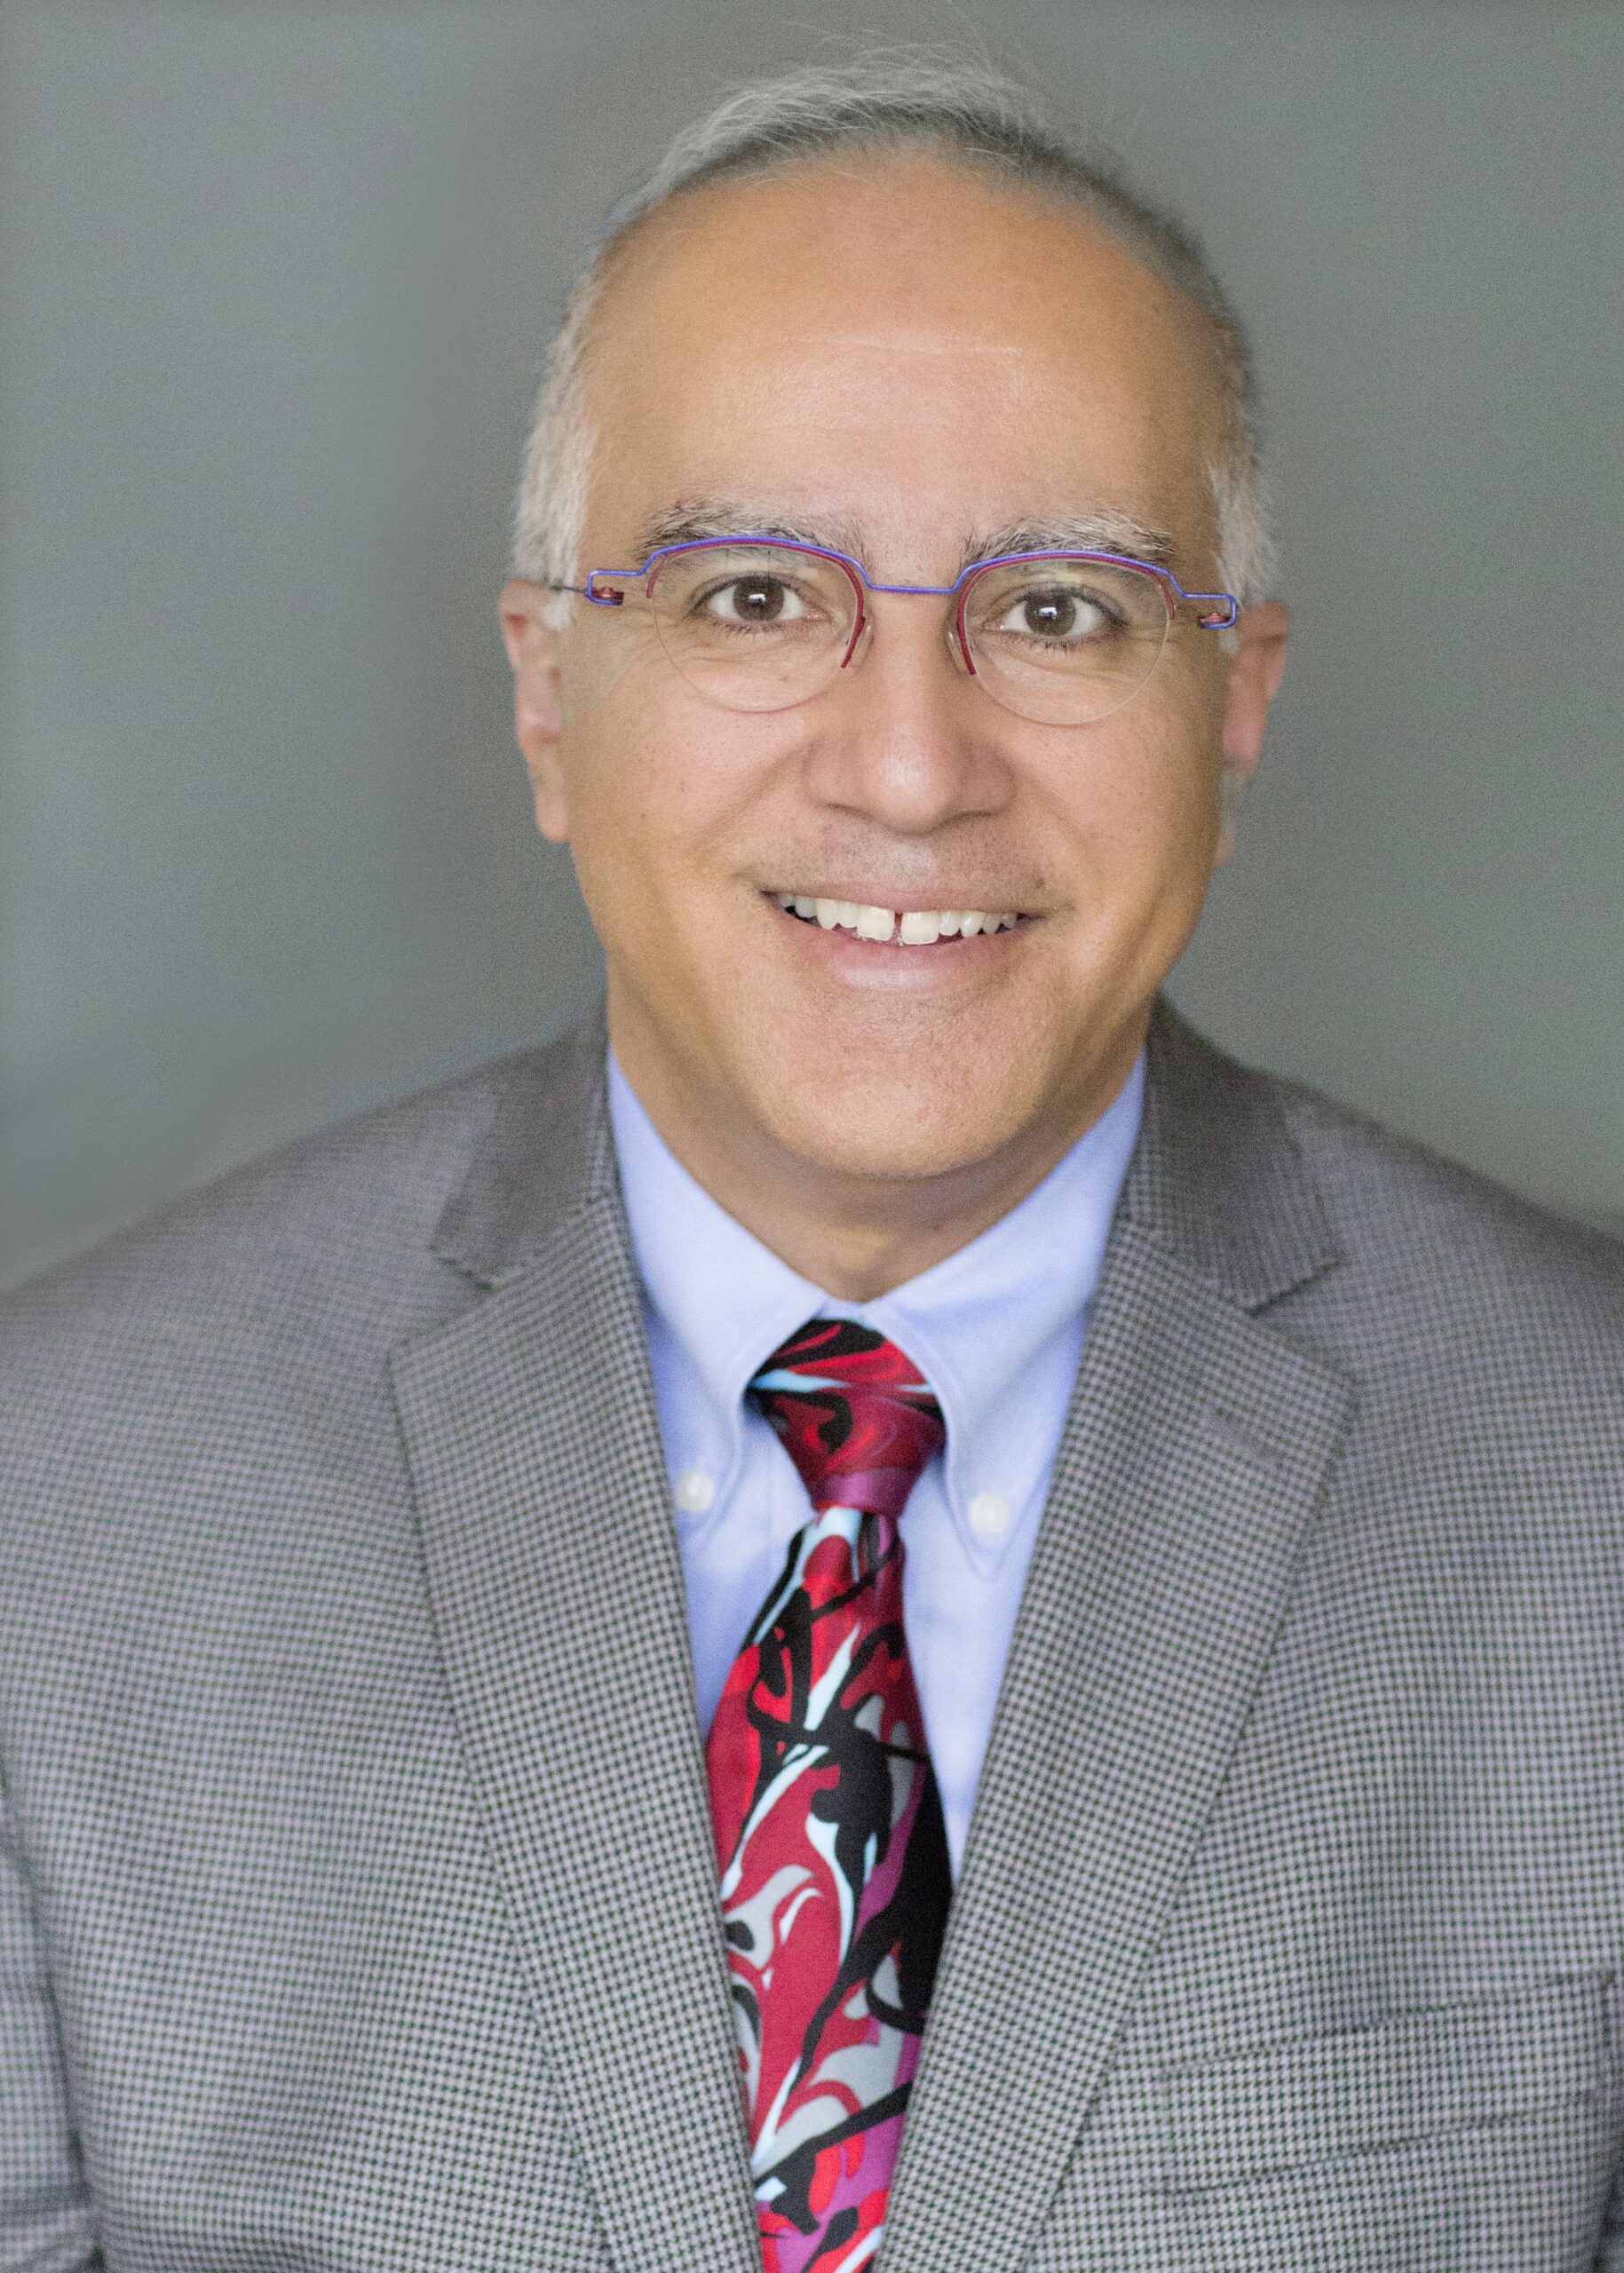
[1214, 599, 1288, 867]
[499, 579, 570, 843]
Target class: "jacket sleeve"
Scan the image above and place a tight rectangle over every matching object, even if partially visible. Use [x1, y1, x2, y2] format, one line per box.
[0, 1785, 100, 2272]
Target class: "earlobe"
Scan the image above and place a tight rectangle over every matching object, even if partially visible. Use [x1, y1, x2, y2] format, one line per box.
[1214, 599, 1288, 864]
[1212, 764, 1247, 868]
[517, 685, 571, 844]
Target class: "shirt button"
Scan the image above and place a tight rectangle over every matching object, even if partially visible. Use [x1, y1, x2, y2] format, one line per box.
[674, 1469, 717, 1515]
[967, 1491, 1012, 1540]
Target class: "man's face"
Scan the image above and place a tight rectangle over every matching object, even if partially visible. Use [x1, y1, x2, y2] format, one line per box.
[503, 154, 1285, 1198]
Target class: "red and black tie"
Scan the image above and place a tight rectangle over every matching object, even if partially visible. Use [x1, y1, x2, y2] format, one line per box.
[706, 1318, 950, 2273]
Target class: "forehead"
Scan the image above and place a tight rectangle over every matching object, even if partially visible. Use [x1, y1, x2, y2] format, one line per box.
[583, 152, 1224, 566]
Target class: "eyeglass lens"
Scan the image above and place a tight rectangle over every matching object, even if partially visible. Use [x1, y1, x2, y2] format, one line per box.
[637, 543, 1175, 723]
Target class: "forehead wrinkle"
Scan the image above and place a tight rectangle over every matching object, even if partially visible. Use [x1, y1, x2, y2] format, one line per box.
[625, 496, 1176, 579]
[774, 328, 1028, 360]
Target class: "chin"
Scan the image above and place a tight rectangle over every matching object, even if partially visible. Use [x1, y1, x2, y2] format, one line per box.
[741, 1034, 1053, 1189]
[771, 1108, 1010, 1188]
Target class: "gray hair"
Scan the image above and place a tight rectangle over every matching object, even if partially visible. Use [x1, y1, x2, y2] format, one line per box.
[511, 58, 1276, 620]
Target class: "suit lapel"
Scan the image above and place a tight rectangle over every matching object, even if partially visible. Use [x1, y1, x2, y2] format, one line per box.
[390, 1016, 757, 2273]
[883, 1004, 1356, 2273]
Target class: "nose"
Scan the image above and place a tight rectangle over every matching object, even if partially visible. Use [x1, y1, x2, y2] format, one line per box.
[798, 591, 1013, 836]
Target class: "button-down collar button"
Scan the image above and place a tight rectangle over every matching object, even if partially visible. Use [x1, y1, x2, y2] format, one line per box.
[967, 1490, 1012, 1540]
[674, 1469, 717, 1515]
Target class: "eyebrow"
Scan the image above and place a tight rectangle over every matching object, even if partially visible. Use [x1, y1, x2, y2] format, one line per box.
[972, 514, 1176, 571]
[627, 502, 865, 565]
[622, 499, 1177, 578]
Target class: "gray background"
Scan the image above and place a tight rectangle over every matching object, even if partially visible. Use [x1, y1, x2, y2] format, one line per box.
[3, 0, 1620, 1288]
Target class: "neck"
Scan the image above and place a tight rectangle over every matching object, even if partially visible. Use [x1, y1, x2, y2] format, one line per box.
[607, 1002, 1146, 1302]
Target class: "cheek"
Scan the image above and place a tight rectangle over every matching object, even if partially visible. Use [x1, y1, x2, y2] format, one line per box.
[552, 693, 786, 939]
[1047, 698, 1224, 898]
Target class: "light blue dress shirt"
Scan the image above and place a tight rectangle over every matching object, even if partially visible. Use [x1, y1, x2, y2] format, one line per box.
[607, 1049, 1145, 1876]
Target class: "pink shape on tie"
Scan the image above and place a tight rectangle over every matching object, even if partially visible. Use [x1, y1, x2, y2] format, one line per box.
[707, 1318, 949, 2273]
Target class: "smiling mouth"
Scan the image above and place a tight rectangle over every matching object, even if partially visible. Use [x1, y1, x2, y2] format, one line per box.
[768, 891, 1026, 945]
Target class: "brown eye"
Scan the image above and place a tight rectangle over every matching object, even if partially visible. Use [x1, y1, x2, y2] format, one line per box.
[723, 577, 788, 622]
[1024, 592, 1076, 637]
[989, 585, 1113, 643]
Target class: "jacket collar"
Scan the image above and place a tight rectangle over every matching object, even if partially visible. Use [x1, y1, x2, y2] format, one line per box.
[430, 1002, 616, 1287]
[1124, 994, 1342, 1309]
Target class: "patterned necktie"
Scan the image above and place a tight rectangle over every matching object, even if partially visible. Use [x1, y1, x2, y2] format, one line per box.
[706, 1318, 951, 2273]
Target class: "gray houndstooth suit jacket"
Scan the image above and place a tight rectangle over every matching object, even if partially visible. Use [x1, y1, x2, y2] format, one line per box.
[4, 998, 1624, 2272]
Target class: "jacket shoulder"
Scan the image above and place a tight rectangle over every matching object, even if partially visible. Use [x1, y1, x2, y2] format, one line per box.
[0, 1019, 600, 1378]
[1250, 1052, 1624, 1360]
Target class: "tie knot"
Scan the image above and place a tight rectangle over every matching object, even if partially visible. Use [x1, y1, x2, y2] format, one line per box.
[748, 1317, 944, 1519]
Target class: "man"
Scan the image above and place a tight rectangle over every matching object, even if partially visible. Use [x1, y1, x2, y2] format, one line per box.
[3, 56, 1622, 2273]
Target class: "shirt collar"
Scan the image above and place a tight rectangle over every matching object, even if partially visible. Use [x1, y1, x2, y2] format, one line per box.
[608, 1051, 1144, 1521]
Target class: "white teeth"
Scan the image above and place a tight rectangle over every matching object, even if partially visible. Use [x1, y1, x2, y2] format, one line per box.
[775, 894, 1023, 941]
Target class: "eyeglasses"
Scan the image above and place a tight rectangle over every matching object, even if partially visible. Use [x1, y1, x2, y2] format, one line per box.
[547, 535, 1237, 726]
